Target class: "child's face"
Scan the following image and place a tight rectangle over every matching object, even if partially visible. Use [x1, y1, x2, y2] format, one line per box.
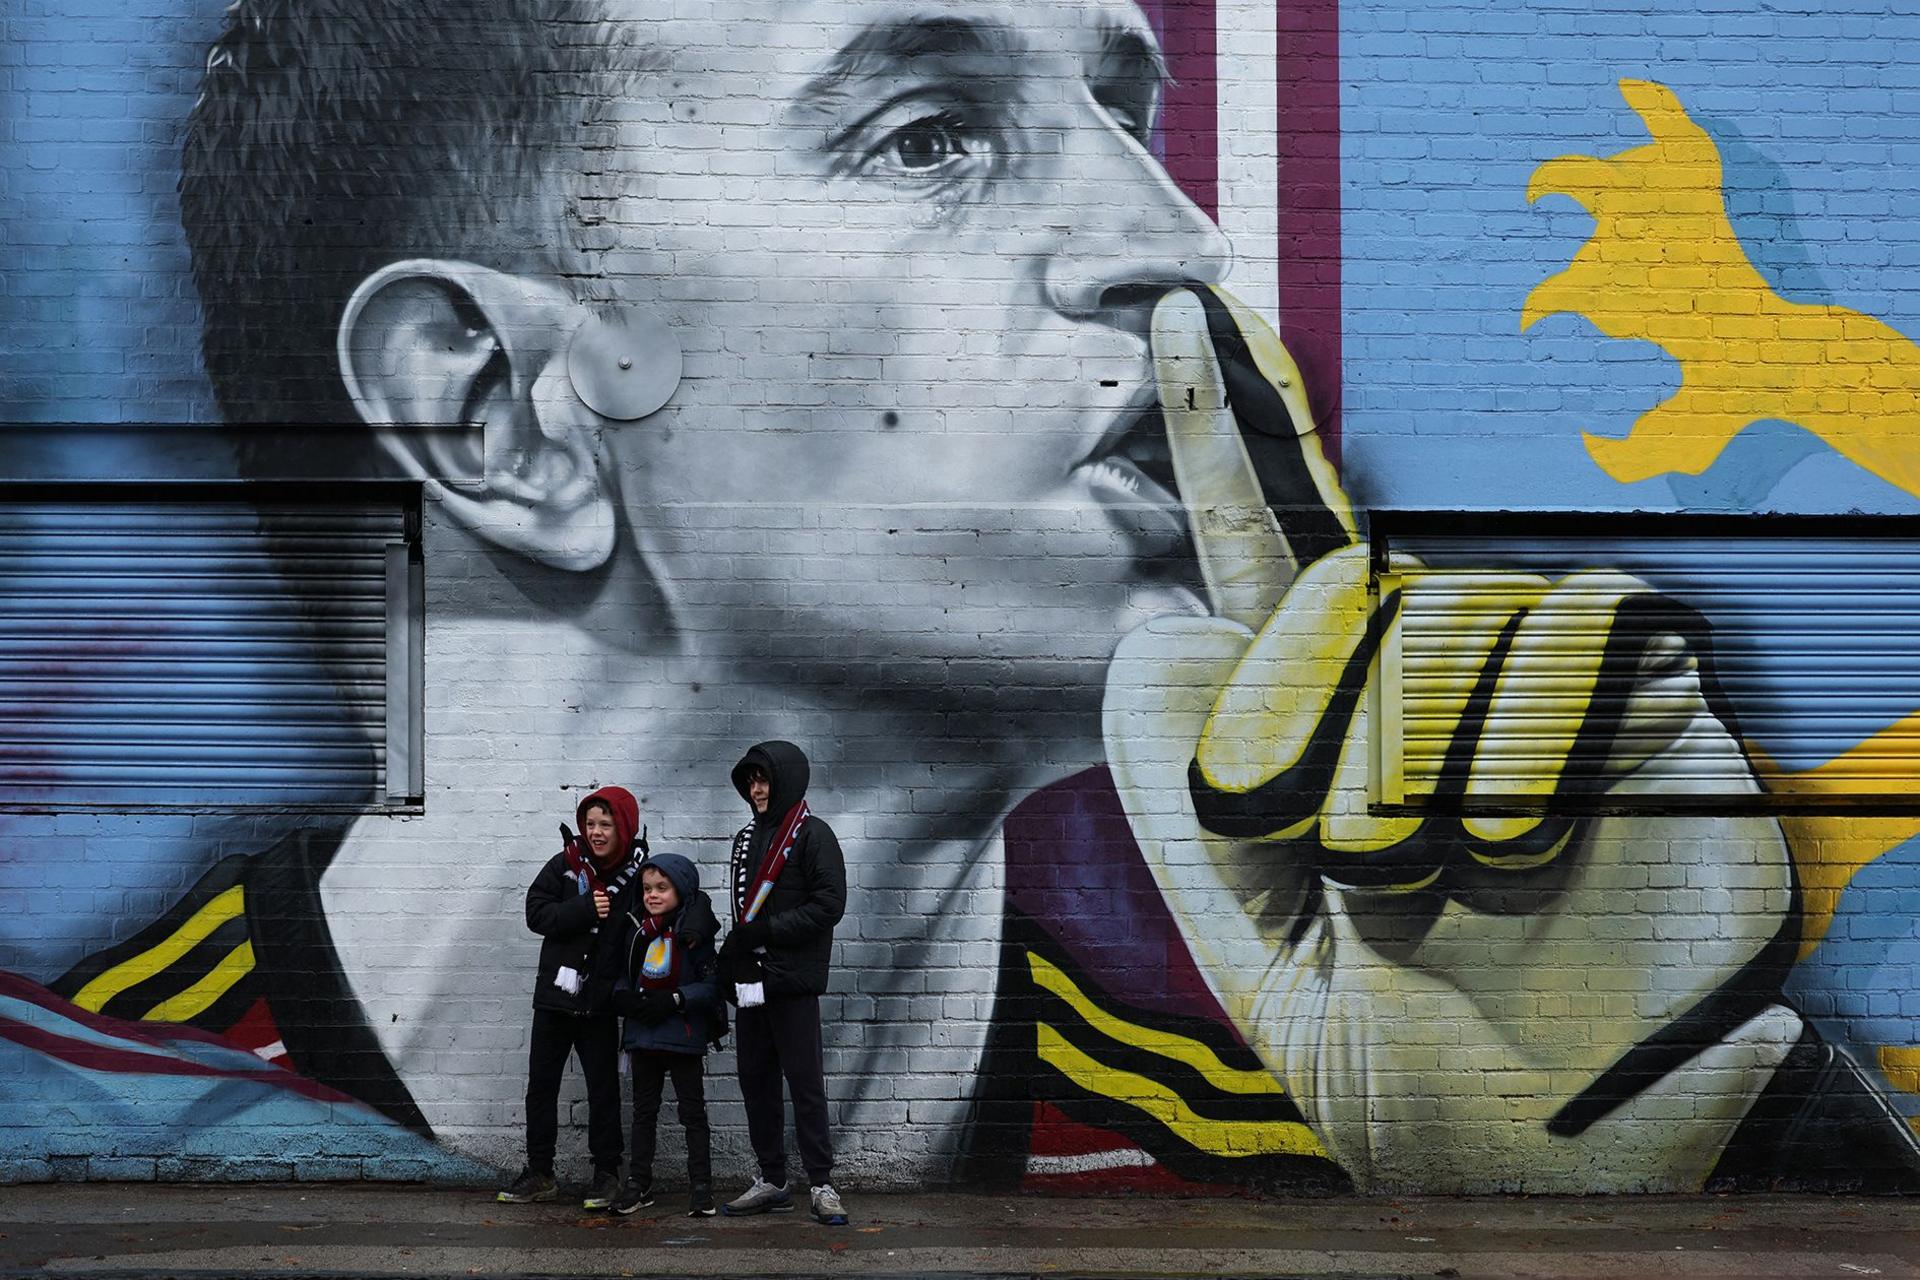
[748, 769, 771, 814]
[582, 805, 618, 859]
[641, 867, 681, 918]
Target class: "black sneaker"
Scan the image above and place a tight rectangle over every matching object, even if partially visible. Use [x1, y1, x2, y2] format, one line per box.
[612, 1182, 654, 1216]
[496, 1168, 557, 1204]
[583, 1170, 621, 1211]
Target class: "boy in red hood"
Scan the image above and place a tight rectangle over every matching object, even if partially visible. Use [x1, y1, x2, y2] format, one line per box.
[497, 786, 647, 1209]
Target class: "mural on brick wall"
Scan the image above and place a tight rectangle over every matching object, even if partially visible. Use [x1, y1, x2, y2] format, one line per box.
[10, 0, 1920, 1195]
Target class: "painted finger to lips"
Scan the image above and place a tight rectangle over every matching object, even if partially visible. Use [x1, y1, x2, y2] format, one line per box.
[1151, 289, 1293, 631]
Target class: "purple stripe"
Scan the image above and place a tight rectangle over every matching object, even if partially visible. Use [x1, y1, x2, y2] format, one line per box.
[1003, 768, 1233, 1028]
[0, 1010, 356, 1109]
[1143, 0, 1219, 217]
[1275, 0, 1343, 455]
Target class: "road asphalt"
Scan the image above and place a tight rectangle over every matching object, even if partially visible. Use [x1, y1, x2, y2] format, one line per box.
[5, 1184, 1920, 1279]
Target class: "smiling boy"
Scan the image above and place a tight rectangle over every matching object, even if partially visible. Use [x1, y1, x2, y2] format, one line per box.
[501, 786, 646, 1208]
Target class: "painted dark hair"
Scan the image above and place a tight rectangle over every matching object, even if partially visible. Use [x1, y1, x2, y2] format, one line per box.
[179, 0, 656, 434]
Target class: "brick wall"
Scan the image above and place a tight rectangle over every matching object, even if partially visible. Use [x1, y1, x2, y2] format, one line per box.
[8, 0, 1920, 1194]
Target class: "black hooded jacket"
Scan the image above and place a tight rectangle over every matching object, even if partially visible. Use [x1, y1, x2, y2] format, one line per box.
[726, 741, 846, 997]
[525, 786, 646, 1014]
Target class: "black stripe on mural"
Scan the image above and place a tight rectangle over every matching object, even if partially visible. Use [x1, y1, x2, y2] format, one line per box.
[1028, 985, 1308, 1128]
[1034, 1084, 1351, 1193]
[996, 914, 1275, 1075]
[958, 912, 1349, 1192]
[93, 913, 251, 1022]
[1007, 925, 1349, 1190]
[1188, 591, 1399, 841]
[246, 826, 433, 1136]
[1191, 286, 1351, 568]
[50, 854, 251, 1002]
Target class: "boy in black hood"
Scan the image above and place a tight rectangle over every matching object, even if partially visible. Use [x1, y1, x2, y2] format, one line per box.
[718, 741, 850, 1225]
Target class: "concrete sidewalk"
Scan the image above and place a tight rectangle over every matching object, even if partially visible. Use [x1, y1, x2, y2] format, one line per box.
[4, 1184, 1920, 1280]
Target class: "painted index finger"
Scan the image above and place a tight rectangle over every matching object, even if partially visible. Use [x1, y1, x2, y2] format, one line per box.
[1153, 290, 1295, 629]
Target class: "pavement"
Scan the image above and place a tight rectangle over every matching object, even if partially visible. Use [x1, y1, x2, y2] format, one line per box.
[5, 1184, 1920, 1280]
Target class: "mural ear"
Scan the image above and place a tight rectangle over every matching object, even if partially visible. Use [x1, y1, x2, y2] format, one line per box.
[338, 258, 615, 571]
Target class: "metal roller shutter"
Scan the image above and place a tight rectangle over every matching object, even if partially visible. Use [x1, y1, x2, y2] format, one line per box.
[1378, 525, 1920, 811]
[0, 494, 417, 809]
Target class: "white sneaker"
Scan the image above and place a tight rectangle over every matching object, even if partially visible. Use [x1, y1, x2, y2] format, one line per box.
[809, 1182, 848, 1226]
[721, 1175, 793, 1216]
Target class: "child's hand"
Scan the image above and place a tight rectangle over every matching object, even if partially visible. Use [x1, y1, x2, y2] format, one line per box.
[635, 990, 677, 1025]
[592, 890, 610, 919]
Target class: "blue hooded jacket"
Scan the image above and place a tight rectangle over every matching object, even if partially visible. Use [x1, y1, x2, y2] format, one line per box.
[613, 853, 721, 1055]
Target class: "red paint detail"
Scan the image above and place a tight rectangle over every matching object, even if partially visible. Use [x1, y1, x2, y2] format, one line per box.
[1021, 1160, 1200, 1194]
[1020, 1119, 1237, 1195]
[0, 970, 227, 1049]
[1021, 1103, 1248, 1195]
[0, 1009, 344, 1107]
[0, 971, 344, 1105]
[220, 996, 283, 1058]
[1275, 0, 1343, 456]
[1028, 1099, 1142, 1157]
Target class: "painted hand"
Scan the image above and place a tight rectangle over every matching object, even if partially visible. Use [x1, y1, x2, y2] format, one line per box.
[1102, 290, 1801, 1191]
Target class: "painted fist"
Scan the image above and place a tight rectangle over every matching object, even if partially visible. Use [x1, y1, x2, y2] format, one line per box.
[1101, 290, 1800, 1192]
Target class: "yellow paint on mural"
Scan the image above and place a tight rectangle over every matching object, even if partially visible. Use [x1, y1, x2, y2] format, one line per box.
[1035, 1023, 1328, 1158]
[1750, 710, 1920, 960]
[1875, 1046, 1920, 1137]
[1026, 952, 1288, 1097]
[1880, 1045, 1920, 1095]
[143, 941, 255, 1024]
[71, 885, 245, 1014]
[1523, 79, 1920, 499]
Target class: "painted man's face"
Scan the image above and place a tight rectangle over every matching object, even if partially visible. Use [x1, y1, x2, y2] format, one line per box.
[599, 0, 1231, 721]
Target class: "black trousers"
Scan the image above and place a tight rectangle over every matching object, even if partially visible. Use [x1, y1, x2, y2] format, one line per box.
[735, 994, 833, 1186]
[629, 1050, 712, 1192]
[525, 1008, 623, 1176]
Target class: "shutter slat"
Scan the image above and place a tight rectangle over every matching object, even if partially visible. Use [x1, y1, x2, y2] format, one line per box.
[1389, 534, 1920, 804]
[0, 499, 401, 807]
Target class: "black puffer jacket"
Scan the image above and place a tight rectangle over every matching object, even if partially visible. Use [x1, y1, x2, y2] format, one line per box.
[724, 741, 846, 998]
[525, 786, 645, 1014]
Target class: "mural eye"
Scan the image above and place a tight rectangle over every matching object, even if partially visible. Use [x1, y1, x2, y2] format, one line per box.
[1095, 94, 1149, 142]
[878, 111, 973, 172]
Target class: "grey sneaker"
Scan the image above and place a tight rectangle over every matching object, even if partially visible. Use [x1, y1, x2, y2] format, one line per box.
[583, 1170, 620, 1210]
[721, 1175, 793, 1216]
[496, 1168, 557, 1203]
[809, 1182, 848, 1226]
[612, 1181, 654, 1216]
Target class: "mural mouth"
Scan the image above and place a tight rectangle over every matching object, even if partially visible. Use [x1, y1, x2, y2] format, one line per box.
[1078, 397, 1182, 512]
[1076, 398, 1204, 593]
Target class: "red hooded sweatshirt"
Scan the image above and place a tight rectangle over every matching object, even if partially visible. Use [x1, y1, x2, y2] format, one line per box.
[571, 785, 641, 889]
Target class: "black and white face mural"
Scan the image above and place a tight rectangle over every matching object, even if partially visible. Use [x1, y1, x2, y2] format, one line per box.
[15, 0, 1920, 1198]
[158, 0, 1310, 1185]
[310, 0, 1239, 1168]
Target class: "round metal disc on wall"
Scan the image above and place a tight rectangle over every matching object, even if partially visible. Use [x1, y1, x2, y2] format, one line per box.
[566, 311, 682, 421]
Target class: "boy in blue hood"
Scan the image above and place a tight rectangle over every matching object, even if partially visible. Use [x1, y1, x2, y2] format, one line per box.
[609, 851, 722, 1217]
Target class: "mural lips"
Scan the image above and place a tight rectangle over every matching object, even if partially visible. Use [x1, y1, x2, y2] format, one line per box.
[1075, 392, 1192, 562]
